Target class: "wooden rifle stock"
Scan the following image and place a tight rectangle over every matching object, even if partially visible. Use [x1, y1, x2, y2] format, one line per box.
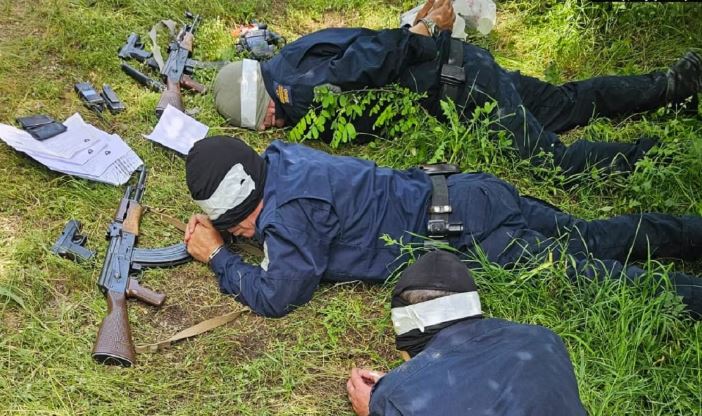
[155, 78, 183, 117]
[92, 290, 136, 367]
[92, 280, 166, 367]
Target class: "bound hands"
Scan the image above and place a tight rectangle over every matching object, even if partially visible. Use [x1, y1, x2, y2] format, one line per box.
[347, 368, 386, 416]
[184, 214, 224, 263]
[411, 0, 456, 36]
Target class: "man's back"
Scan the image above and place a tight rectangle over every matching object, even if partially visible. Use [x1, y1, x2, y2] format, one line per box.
[369, 318, 587, 416]
[260, 28, 442, 128]
[261, 140, 432, 281]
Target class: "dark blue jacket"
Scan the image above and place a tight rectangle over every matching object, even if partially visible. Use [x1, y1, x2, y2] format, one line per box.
[369, 318, 587, 416]
[209, 140, 432, 317]
[208, 140, 523, 317]
[260, 28, 445, 135]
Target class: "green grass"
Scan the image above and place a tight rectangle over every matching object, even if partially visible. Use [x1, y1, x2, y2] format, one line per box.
[1, 0, 701, 414]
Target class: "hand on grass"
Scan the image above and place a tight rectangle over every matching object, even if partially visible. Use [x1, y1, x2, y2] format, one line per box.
[347, 368, 386, 416]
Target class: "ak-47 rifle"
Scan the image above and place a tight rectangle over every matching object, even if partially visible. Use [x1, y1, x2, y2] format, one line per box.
[93, 166, 191, 367]
[155, 11, 204, 117]
[118, 13, 231, 115]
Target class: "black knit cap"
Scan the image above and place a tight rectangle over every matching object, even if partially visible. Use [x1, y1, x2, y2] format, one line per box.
[392, 250, 480, 357]
[186, 135, 267, 230]
[392, 250, 478, 308]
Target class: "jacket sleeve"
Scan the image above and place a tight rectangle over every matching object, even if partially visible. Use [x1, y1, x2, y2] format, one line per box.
[327, 28, 438, 90]
[370, 391, 404, 416]
[208, 199, 339, 317]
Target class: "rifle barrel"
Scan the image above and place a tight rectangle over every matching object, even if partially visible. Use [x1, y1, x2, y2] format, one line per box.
[134, 166, 147, 202]
[121, 63, 165, 92]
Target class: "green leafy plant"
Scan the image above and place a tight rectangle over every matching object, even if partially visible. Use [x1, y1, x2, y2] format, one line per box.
[290, 83, 522, 180]
[289, 84, 426, 147]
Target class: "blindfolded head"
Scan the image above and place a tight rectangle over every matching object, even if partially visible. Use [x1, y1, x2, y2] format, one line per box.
[391, 250, 481, 357]
[213, 60, 271, 130]
[186, 135, 267, 230]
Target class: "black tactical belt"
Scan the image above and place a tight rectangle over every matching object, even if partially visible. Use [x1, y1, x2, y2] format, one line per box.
[420, 163, 464, 245]
[439, 39, 466, 104]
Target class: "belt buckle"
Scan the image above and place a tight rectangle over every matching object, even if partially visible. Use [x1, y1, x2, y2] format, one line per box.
[420, 163, 461, 176]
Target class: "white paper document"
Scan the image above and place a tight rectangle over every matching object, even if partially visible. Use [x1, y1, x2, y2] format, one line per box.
[143, 104, 209, 155]
[0, 113, 143, 185]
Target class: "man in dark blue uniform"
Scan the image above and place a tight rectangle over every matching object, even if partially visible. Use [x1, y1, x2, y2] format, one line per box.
[212, 0, 702, 175]
[346, 250, 587, 416]
[183, 135, 702, 318]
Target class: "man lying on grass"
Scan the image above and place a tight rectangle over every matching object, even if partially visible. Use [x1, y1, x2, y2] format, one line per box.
[183, 135, 702, 318]
[345, 250, 586, 416]
[211, 0, 701, 176]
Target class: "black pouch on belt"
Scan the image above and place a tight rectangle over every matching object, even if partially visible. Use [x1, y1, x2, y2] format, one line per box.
[439, 39, 466, 104]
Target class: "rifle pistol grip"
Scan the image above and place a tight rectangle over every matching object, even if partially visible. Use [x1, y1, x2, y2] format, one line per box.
[127, 278, 166, 307]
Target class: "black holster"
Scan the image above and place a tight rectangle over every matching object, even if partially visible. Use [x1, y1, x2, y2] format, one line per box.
[420, 163, 464, 245]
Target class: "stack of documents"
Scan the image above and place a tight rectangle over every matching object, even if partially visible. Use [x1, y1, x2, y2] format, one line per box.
[143, 104, 209, 155]
[0, 114, 143, 185]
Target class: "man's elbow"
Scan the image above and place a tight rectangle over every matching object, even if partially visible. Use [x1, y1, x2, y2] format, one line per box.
[255, 303, 292, 318]
[219, 274, 313, 318]
[252, 282, 316, 318]
[222, 292, 292, 317]
[248, 298, 300, 318]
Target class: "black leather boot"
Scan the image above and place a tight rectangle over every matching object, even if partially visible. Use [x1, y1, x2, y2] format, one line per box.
[666, 51, 702, 114]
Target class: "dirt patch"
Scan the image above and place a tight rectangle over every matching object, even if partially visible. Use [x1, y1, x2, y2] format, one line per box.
[221, 313, 270, 362]
[1, 309, 24, 332]
[127, 264, 263, 359]
[0, 2, 31, 44]
[0, 214, 21, 242]
[0, 215, 22, 283]
[269, 0, 289, 21]
[134, 266, 227, 331]
[0, 214, 26, 332]
[320, 11, 356, 28]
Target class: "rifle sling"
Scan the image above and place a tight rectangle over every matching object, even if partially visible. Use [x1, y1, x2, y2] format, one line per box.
[149, 19, 177, 72]
[142, 205, 187, 232]
[135, 308, 249, 354]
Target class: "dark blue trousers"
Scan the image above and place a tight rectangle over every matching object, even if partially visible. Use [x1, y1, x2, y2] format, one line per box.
[506, 196, 701, 315]
[448, 175, 702, 316]
[458, 44, 670, 174]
